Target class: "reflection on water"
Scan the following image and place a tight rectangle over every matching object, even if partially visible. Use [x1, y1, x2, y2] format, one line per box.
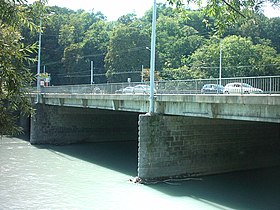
[1, 136, 279, 210]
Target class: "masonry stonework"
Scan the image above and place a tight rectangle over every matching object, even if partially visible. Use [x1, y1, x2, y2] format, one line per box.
[30, 104, 138, 144]
[138, 114, 280, 179]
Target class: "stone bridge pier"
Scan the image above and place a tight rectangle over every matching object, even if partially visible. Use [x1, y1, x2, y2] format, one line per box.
[138, 114, 280, 179]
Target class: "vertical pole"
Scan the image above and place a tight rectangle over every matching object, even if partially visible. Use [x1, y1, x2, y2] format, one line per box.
[90, 61, 94, 84]
[149, 0, 157, 114]
[269, 77, 272, 94]
[219, 39, 222, 86]
[36, 17, 42, 103]
[141, 65, 144, 82]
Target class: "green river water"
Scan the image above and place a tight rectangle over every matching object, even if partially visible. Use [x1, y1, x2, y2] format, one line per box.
[0, 136, 279, 210]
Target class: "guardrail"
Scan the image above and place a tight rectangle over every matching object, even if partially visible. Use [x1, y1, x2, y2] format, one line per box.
[38, 75, 280, 95]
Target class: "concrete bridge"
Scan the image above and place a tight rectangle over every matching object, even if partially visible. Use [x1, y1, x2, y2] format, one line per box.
[28, 84, 280, 180]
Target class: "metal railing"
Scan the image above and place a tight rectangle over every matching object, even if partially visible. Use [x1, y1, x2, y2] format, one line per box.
[38, 75, 280, 95]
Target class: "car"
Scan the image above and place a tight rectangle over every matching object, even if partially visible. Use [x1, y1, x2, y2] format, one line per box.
[115, 88, 124, 94]
[201, 84, 224, 94]
[122, 86, 134, 94]
[223, 82, 263, 94]
[117, 85, 155, 94]
[93, 87, 101, 94]
[133, 85, 152, 94]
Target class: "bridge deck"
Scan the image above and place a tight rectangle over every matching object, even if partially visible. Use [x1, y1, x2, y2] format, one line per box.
[31, 93, 280, 123]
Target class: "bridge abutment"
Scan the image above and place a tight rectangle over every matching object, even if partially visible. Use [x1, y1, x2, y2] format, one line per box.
[30, 104, 138, 144]
[138, 114, 280, 179]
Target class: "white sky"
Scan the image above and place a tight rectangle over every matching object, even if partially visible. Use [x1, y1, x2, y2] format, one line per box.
[28, 0, 279, 21]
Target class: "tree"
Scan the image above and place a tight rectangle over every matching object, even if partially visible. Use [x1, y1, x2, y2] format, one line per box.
[189, 35, 280, 78]
[21, 6, 75, 86]
[156, 14, 206, 70]
[161, 66, 205, 80]
[167, 0, 280, 34]
[105, 21, 150, 82]
[117, 13, 137, 25]
[0, 0, 45, 135]
[82, 19, 110, 83]
[263, 17, 280, 53]
[58, 10, 108, 84]
[61, 43, 85, 84]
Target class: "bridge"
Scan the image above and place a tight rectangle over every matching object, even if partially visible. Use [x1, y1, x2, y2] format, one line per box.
[28, 76, 280, 180]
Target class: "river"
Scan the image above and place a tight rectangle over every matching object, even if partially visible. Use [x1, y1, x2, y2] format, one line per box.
[1, 136, 279, 210]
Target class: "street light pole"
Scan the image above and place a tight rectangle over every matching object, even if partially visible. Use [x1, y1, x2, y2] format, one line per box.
[36, 17, 42, 103]
[149, 0, 157, 114]
[90, 61, 94, 84]
[219, 39, 222, 86]
[141, 65, 144, 82]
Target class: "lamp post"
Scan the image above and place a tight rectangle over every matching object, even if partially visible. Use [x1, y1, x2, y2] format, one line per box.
[141, 65, 144, 82]
[90, 61, 94, 84]
[219, 39, 222, 86]
[36, 17, 42, 103]
[149, 0, 157, 114]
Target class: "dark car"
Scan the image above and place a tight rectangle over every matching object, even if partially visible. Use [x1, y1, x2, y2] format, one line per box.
[201, 84, 224, 94]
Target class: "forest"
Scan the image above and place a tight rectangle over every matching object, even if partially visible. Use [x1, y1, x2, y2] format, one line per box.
[21, 2, 280, 85]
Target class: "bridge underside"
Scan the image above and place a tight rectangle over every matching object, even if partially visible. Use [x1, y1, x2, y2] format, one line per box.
[30, 104, 138, 144]
[30, 104, 280, 180]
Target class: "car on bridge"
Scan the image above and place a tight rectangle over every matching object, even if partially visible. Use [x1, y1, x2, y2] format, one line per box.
[116, 85, 155, 94]
[223, 82, 263, 94]
[122, 86, 134, 94]
[201, 84, 224, 94]
[133, 85, 154, 94]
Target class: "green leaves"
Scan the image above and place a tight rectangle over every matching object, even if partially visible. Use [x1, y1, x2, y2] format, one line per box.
[104, 23, 150, 82]
[0, 0, 38, 135]
[189, 35, 280, 78]
[166, 0, 280, 35]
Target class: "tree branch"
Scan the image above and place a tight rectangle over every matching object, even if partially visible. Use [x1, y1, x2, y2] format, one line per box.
[221, 0, 246, 18]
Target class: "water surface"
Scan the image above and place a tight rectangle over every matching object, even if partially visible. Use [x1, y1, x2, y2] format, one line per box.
[1, 136, 279, 210]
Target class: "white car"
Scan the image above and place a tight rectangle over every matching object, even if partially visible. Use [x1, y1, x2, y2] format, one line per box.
[133, 85, 152, 94]
[223, 83, 263, 94]
[122, 86, 134, 94]
[120, 85, 156, 94]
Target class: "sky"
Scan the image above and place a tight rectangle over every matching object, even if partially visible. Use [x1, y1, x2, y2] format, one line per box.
[29, 0, 166, 20]
[28, 0, 279, 21]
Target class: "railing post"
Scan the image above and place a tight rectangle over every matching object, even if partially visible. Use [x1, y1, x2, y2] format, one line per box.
[241, 78, 243, 94]
[269, 77, 272, 94]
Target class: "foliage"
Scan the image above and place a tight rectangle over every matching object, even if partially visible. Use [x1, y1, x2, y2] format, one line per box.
[21, 6, 109, 85]
[167, 0, 280, 35]
[161, 66, 205, 80]
[156, 14, 206, 70]
[189, 35, 280, 78]
[82, 19, 110, 83]
[104, 21, 150, 82]
[20, 2, 280, 85]
[0, 0, 42, 135]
